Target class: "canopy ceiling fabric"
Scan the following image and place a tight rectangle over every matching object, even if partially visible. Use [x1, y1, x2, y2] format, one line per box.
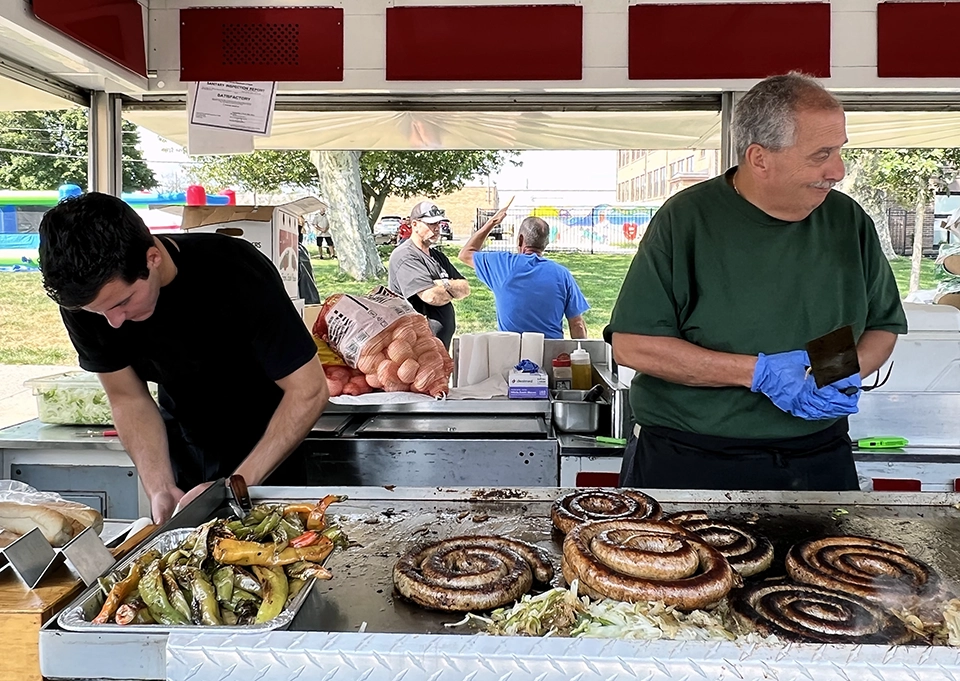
[125, 108, 960, 151]
[126, 109, 723, 151]
[0, 74, 77, 111]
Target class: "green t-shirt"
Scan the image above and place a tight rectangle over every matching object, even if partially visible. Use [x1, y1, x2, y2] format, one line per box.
[605, 169, 907, 440]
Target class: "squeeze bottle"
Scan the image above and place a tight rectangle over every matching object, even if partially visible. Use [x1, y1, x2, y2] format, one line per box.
[570, 343, 592, 391]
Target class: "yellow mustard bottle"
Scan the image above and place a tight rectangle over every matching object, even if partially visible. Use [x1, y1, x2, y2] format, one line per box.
[570, 343, 592, 391]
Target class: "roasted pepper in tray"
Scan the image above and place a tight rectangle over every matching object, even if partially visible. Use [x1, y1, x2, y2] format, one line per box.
[91, 495, 348, 627]
[252, 566, 289, 624]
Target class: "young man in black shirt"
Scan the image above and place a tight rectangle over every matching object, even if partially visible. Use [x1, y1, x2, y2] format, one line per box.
[39, 193, 329, 523]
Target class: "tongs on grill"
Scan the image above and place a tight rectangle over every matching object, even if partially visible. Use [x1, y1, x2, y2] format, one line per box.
[227, 474, 252, 518]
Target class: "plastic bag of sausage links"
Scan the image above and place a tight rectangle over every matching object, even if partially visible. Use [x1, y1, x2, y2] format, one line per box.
[313, 287, 454, 396]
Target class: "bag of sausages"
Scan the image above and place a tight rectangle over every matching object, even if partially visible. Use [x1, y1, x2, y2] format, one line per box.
[313, 287, 454, 397]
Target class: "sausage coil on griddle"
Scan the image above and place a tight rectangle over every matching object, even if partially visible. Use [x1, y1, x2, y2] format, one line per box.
[664, 510, 774, 577]
[393, 535, 554, 612]
[561, 519, 736, 610]
[785, 536, 940, 609]
[731, 578, 913, 644]
[552, 489, 662, 535]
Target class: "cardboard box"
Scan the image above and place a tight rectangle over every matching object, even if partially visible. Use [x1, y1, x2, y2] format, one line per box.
[303, 303, 323, 334]
[181, 197, 326, 299]
[508, 368, 549, 399]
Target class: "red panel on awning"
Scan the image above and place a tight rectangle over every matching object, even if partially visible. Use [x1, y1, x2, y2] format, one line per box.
[628, 3, 830, 80]
[386, 5, 582, 81]
[32, 0, 146, 77]
[878, 2, 960, 78]
[180, 7, 344, 82]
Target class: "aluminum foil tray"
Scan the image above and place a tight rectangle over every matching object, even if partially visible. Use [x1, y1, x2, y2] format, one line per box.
[57, 527, 316, 633]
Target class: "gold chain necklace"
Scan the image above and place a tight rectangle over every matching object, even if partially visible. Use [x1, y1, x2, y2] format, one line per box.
[732, 172, 741, 196]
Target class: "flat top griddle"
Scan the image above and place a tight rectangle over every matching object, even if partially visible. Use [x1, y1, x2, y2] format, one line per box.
[288, 489, 960, 636]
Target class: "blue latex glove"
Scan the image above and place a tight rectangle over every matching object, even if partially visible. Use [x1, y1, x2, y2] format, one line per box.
[750, 350, 811, 414]
[792, 373, 861, 420]
[751, 350, 861, 420]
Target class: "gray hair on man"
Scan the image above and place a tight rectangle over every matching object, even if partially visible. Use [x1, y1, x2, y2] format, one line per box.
[518, 216, 550, 252]
[732, 72, 842, 162]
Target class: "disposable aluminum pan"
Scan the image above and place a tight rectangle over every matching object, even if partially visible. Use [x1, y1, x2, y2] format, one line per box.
[57, 528, 316, 633]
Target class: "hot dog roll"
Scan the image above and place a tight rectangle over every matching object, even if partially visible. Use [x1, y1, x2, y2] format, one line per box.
[0, 501, 74, 547]
[664, 510, 774, 577]
[785, 536, 940, 608]
[562, 519, 736, 610]
[731, 578, 912, 644]
[394, 535, 554, 612]
[552, 489, 662, 535]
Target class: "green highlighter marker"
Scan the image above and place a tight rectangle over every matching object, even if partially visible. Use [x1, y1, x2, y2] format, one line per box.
[857, 436, 909, 450]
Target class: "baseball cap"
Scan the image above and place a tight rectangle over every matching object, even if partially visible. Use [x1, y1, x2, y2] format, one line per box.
[410, 200, 445, 224]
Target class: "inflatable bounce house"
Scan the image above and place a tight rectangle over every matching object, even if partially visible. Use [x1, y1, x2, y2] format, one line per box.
[0, 184, 235, 271]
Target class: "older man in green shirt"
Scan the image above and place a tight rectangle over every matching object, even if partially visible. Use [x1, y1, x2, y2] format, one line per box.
[605, 73, 906, 491]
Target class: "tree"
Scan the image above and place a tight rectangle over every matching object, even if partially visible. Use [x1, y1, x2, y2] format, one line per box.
[190, 149, 518, 280]
[189, 150, 317, 199]
[843, 149, 960, 293]
[841, 151, 897, 261]
[311, 151, 385, 280]
[0, 109, 156, 191]
[359, 150, 518, 227]
[191, 149, 517, 226]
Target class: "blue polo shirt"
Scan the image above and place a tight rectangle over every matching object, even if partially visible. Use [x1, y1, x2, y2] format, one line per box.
[473, 251, 590, 339]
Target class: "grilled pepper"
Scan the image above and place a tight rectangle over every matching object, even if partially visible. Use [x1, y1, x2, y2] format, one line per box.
[249, 512, 281, 541]
[92, 550, 159, 624]
[232, 568, 262, 596]
[306, 495, 346, 531]
[286, 561, 333, 581]
[162, 568, 192, 622]
[180, 566, 222, 625]
[212, 566, 234, 602]
[213, 537, 334, 567]
[115, 600, 155, 625]
[140, 560, 189, 625]
[252, 566, 288, 624]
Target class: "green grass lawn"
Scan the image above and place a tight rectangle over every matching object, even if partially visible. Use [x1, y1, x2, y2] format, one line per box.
[0, 252, 942, 365]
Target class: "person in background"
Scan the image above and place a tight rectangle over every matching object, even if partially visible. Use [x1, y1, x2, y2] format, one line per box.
[297, 216, 320, 304]
[605, 72, 906, 492]
[458, 212, 589, 339]
[38, 193, 329, 523]
[312, 208, 335, 259]
[397, 216, 412, 245]
[388, 201, 470, 349]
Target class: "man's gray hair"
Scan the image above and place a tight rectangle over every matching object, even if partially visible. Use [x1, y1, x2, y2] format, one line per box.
[732, 72, 842, 162]
[518, 216, 550, 252]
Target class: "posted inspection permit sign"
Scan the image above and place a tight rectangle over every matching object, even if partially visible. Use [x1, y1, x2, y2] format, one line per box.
[189, 81, 277, 136]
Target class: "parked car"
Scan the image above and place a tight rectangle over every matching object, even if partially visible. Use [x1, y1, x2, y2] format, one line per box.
[438, 218, 454, 241]
[374, 215, 402, 245]
[475, 209, 505, 240]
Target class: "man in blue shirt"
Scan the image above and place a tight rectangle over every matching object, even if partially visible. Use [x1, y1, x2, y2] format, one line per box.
[458, 211, 589, 339]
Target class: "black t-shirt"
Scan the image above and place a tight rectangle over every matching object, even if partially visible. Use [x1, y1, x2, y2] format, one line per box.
[387, 242, 465, 349]
[61, 234, 318, 481]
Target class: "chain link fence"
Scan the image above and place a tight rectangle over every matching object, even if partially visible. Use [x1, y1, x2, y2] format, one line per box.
[475, 205, 656, 254]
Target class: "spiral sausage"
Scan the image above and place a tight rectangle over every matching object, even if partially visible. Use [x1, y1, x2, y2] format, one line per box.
[552, 489, 662, 535]
[664, 510, 774, 577]
[561, 520, 735, 610]
[785, 536, 940, 609]
[731, 578, 912, 644]
[393, 535, 554, 611]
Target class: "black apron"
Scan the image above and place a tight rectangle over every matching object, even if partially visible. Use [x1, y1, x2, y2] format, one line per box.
[619, 419, 859, 491]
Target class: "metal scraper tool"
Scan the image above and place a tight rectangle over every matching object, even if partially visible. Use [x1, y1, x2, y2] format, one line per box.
[805, 325, 860, 391]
